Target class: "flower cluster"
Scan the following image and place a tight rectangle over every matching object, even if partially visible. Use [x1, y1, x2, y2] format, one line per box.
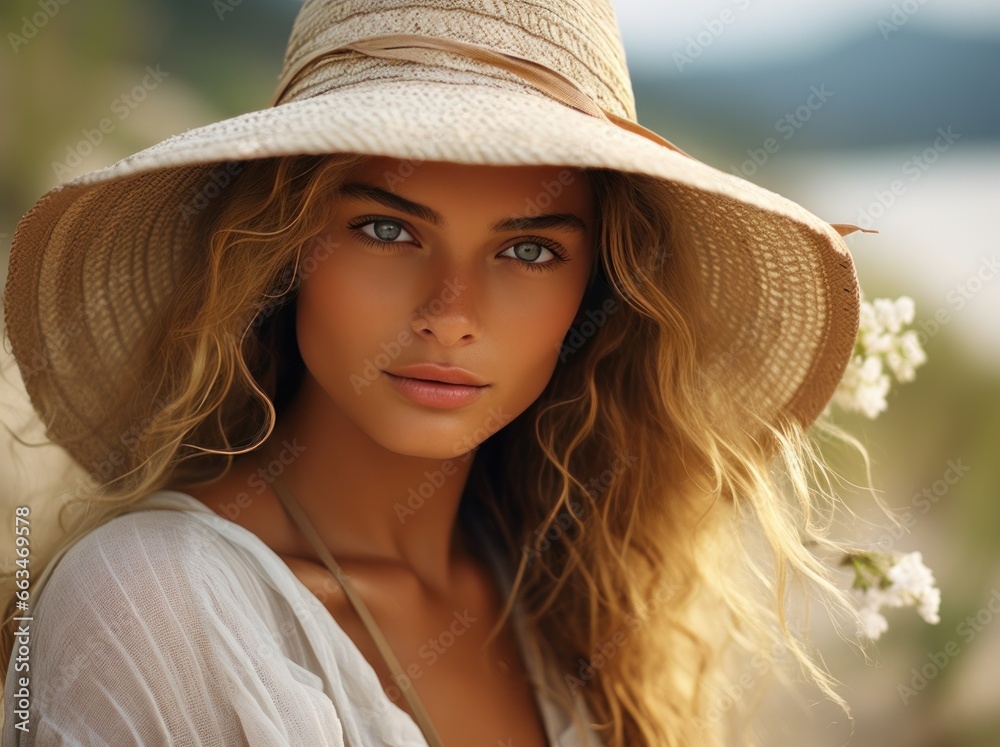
[844, 550, 942, 640]
[824, 292, 939, 638]
[829, 295, 928, 418]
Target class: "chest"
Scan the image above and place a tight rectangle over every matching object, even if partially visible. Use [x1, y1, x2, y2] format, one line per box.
[282, 554, 552, 747]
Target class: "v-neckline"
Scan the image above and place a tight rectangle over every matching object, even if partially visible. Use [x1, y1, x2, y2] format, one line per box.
[141, 489, 568, 746]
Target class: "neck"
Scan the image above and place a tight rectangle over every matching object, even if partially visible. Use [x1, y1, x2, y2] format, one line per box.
[253, 372, 479, 598]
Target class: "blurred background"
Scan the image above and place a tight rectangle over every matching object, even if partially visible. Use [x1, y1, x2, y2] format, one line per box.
[1, 1, 998, 744]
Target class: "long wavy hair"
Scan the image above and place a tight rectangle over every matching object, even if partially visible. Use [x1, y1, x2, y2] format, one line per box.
[1, 152, 874, 746]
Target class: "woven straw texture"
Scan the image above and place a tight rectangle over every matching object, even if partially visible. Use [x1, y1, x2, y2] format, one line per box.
[2, 0, 859, 482]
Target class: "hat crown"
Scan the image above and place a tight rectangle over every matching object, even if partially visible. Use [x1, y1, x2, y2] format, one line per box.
[275, 0, 637, 120]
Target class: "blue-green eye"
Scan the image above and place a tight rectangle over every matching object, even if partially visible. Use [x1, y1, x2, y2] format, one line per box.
[498, 241, 565, 271]
[346, 215, 570, 273]
[354, 218, 415, 244]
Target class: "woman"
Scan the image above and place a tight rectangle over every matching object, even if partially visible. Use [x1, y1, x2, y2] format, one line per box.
[1, 1, 874, 745]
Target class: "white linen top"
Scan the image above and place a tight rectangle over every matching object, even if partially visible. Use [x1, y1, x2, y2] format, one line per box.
[2, 490, 604, 746]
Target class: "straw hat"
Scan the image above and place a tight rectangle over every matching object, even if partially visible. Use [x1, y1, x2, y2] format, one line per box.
[3, 0, 867, 482]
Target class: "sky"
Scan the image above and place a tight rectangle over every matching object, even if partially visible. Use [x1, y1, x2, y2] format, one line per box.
[611, 0, 1000, 70]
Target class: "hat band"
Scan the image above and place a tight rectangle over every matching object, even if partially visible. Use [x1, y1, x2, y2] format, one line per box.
[270, 32, 694, 159]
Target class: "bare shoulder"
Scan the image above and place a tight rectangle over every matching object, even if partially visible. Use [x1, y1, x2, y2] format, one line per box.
[169, 461, 359, 614]
[168, 457, 304, 556]
[168, 461, 503, 623]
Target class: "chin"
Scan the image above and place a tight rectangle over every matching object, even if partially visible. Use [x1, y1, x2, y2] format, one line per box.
[359, 413, 489, 461]
[344, 383, 528, 459]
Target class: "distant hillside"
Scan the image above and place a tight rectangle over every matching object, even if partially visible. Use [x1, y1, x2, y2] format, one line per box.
[631, 25, 1000, 159]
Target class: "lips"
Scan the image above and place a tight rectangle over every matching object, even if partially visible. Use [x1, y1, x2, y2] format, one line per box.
[382, 369, 489, 409]
[384, 363, 488, 387]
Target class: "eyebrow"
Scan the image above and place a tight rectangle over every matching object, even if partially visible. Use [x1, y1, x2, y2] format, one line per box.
[336, 182, 589, 235]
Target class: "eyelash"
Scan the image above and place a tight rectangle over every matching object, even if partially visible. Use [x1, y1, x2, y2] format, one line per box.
[346, 215, 570, 273]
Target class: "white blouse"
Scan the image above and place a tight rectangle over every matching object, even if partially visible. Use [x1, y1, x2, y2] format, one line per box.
[2, 490, 604, 746]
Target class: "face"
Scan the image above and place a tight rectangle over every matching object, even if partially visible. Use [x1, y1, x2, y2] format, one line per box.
[293, 156, 597, 459]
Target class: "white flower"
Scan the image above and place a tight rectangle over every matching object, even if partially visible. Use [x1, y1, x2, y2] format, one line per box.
[831, 354, 890, 418]
[847, 550, 942, 639]
[858, 301, 877, 332]
[918, 586, 942, 625]
[831, 294, 927, 418]
[894, 296, 916, 326]
[859, 605, 890, 640]
[873, 297, 902, 333]
[887, 330, 928, 383]
[887, 551, 942, 624]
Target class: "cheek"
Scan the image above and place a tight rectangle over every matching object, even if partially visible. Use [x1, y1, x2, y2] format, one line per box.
[294, 257, 397, 376]
[497, 280, 585, 385]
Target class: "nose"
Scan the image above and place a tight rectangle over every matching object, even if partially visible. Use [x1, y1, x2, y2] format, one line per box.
[409, 264, 482, 347]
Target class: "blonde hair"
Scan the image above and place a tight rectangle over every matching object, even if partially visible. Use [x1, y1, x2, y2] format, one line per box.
[2, 153, 872, 745]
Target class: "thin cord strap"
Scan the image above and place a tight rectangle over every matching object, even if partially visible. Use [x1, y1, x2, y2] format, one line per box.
[269, 32, 693, 159]
[264, 465, 446, 747]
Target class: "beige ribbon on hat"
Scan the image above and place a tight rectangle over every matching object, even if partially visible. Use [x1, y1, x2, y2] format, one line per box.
[270, 32, 694, 158]
[271, 32, 878, 239]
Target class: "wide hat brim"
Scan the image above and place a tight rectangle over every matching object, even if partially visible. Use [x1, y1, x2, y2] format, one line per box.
[4, 76, 859, 476]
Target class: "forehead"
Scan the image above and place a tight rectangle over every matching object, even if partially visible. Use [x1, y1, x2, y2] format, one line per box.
[343, 156, 592, 209]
